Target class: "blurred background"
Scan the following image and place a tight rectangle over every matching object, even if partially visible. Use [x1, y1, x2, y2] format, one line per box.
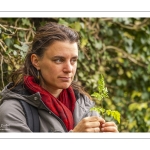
[0, 18, 150, 132]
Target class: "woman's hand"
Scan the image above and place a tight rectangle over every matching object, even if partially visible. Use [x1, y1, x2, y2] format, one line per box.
[100, 121, 118, 132]
[72, 116, 105, 132]
[72, 116, 118, 132]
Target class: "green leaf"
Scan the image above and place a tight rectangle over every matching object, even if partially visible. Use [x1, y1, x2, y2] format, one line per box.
[147, 64, 150, 73]
[58, 19, 69, 26]
[81, 38, 88, 48]
[91, 92, 103, 101]
[14, 44, 28, 52]
[94, 41, 102, 49]
[90, 74, 121, 124]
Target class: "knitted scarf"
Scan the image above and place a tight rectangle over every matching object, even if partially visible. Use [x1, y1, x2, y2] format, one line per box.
[24, 76, 76, 131]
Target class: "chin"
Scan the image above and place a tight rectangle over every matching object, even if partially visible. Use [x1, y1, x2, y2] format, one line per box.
[59, 83, 71, 89]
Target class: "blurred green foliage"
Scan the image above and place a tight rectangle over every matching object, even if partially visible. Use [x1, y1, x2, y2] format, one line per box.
[0, 18, 150, 132]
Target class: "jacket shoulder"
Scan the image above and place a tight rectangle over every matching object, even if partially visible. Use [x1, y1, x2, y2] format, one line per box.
[76, 93, 95, 110]
[0, 99, 31, 132]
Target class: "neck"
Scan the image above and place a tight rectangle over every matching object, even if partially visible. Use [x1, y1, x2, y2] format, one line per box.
[40, 84, 62, 98]
[49, 89, 62, 98]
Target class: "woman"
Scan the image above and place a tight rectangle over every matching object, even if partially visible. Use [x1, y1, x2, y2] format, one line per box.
[0, 22, 118, 132]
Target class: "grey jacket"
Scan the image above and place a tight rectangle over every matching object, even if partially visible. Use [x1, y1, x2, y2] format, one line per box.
[0, 83, 99, 132]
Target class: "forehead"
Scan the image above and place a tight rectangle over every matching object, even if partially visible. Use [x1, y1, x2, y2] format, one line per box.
[45, 41, 78, 56]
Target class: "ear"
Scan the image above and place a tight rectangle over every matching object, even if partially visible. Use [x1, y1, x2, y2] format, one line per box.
[31, 54, 40, 70]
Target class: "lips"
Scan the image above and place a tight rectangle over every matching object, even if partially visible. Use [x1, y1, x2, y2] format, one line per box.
[59, 77, 71, 81]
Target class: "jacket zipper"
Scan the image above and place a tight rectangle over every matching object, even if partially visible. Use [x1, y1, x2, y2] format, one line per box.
[40, 100, 68, 132]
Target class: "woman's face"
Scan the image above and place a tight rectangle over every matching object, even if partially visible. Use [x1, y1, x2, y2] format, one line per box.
[31, 41, 78, 96]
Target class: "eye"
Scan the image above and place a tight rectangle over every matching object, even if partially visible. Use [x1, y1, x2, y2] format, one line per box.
[54, 59, 62, 63]
[53, 57, 64, 64]
[71, 58, 78, 64]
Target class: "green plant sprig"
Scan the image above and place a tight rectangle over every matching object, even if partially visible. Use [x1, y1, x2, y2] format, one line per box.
[90, 74, 121, 124]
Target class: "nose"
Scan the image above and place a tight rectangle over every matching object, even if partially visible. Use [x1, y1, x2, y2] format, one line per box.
[63, 61, 73, 73]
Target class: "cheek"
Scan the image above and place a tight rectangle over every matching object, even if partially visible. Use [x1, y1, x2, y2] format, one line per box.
[40, 64, 62, 79]
[72, 65, 77, 75]
[39, 63, 54, 75]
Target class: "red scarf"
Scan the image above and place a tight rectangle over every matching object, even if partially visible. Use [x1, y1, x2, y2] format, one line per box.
[24, 76, 76, 131]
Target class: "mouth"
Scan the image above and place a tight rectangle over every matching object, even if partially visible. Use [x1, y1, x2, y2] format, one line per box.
[59, 77, 71, 81]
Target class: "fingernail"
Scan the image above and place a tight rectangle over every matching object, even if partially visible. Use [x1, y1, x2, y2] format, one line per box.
[101, 124, 105, 127]
[101, 128, 104, 131]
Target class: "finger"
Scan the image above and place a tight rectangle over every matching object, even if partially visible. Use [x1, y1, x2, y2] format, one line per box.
[85, 127, 100, 132]
[101, 122, 117, 128]
[98, 117, 106, 124]
[82, 117, 105, 128]
[73, 117, 105, 132]
[82, 116, 102, 122]
[100, 122, 118, 132]
[84, 120, 101, 128]
[101, 126, 118, 132]
[93, 127, 100, 132]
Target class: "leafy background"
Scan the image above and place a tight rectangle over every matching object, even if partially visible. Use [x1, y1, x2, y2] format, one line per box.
[0, 18, 150, 132]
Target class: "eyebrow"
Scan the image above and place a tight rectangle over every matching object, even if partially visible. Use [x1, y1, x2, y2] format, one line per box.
[52, 55, 78, 59]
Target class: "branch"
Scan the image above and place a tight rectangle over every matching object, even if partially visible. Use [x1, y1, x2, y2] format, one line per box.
[0, 53, 4, 88]
[0, 39, 17, 69]
[115, 18, 150, 30]
[0, 24, 14, 35]
[1, 24, 34, 31]
[0, 24, 35, 36]
[101, 45, 146, 68]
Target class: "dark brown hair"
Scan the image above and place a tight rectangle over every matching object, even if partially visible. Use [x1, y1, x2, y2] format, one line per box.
[11, 22, 91, 98]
